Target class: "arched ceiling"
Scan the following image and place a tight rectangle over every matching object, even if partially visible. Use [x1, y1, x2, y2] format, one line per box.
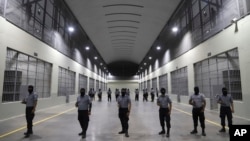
[64, 0, 181, 76]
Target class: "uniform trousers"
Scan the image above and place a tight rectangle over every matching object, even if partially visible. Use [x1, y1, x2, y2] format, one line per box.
[78, 110, 89, 134]
[143, 94, 148, 101]
[159, 108, 171, 130]
[151, 94, 155, 101]
[192, 107, 205, 129]
[220, 106, 232, 127]
[119, 108, 129, 132]
[135, 94, 139, 101]
[108, 94, 111, 102]
[26, 107, 35, 133]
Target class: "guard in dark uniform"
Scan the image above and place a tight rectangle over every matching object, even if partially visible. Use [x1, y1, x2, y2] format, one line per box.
[115, 88, 120, 101]
[150, 88, 155, 102]
[88, 88, 93, 101]
[98, 88, 102, 101]
[189, 86, 206, 136]
[157, 88, 172, 137]
[217, 87, 234, 133]
[156, 88, 159, 97]
[21, 85, 38, 138]
[107, 88, 112, 102]
[117, 88, 131, 137]
[135, 88, 139, 101]
[126, 88, 130, 96]
[143, 88, 148, 102]
[75, 88, 92, 139]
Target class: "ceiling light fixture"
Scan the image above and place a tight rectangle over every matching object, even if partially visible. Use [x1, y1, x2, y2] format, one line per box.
[172, 26, 178, 32]
[85, 46, 90, 50]
[68, 26, 74, 32]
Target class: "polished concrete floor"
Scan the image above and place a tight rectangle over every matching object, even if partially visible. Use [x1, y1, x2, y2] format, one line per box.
[0, 94, 250, 141]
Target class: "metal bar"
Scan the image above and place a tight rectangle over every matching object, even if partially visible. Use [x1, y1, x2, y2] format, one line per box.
[41, 0, 47, 41]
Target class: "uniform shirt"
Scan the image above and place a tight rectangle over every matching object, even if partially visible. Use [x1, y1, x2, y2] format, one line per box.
[135, 90, 139, 95]
[157, 95, 172, 108]
[117, 95, 131, 108]
[115, 90, 120, 95]
[77, 95, 91, 110]
[126, 90, 130, 95]
[189, 93, 205, 108]
[98, 91, 102, 95]
[88, 90, 92, 95]
[25, 92, 38, 107]
[151, 89, 155, 95]
[218, 94, 233, 107]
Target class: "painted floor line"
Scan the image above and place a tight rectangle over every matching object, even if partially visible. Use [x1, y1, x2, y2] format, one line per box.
[0, 108, 75, 138]
[173, 107, 228, 129]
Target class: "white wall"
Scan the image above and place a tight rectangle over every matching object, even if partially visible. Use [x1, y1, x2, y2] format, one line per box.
[141, 15, 250, 120]
[0, 17, 105, 120]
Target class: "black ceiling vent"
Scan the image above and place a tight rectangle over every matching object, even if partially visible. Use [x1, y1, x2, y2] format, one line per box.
[108, 61, 139, 76]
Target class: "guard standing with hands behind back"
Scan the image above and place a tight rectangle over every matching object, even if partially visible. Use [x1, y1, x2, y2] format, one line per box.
[117, 88, 131, 137]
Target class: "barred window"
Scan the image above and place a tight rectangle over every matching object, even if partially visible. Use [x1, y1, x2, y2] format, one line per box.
[152, 77, 157, 90]
[140, 82, 143, 91]
[96, 80, 99, 90]
[143, 81, 146, 89]
[89, 78, 95, 90]
[2, 48, 52, 102]
[147, 80, 151, 90]
[159, 74, 168, 93]
[79, 74, 87, 92]
[171, 67, 188, 96]
[100, 81, 104, 91]
[194, 48, 242, 101]
[58, 67, 75, 96]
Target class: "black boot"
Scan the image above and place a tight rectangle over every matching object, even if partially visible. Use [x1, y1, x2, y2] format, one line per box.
[119, 129, 125, 134]
[166, 128, 170, 137]
[159, 128, 165, 135]
[202, 128, 206, 136]
[190, 127, 197, 134]
[125, 131, 129, 137]
[78, 131, 83, 136]
[82, 132, 86, 139]
[219, 126, 226, 132]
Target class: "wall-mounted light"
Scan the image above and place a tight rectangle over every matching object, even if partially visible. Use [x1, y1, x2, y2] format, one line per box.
[85, 46, 90, 50]
[172, 26, 178, 32]
[94, 56, 98, 60]
[231, 18, 238, 23]
[231, 17, 238, 32]
[156, 46, 161, 50]
[149, 56, 152, 60]
[68, 26, 74, 32]
[100, 63, 103, 66]
[144, 63, 147, 65]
